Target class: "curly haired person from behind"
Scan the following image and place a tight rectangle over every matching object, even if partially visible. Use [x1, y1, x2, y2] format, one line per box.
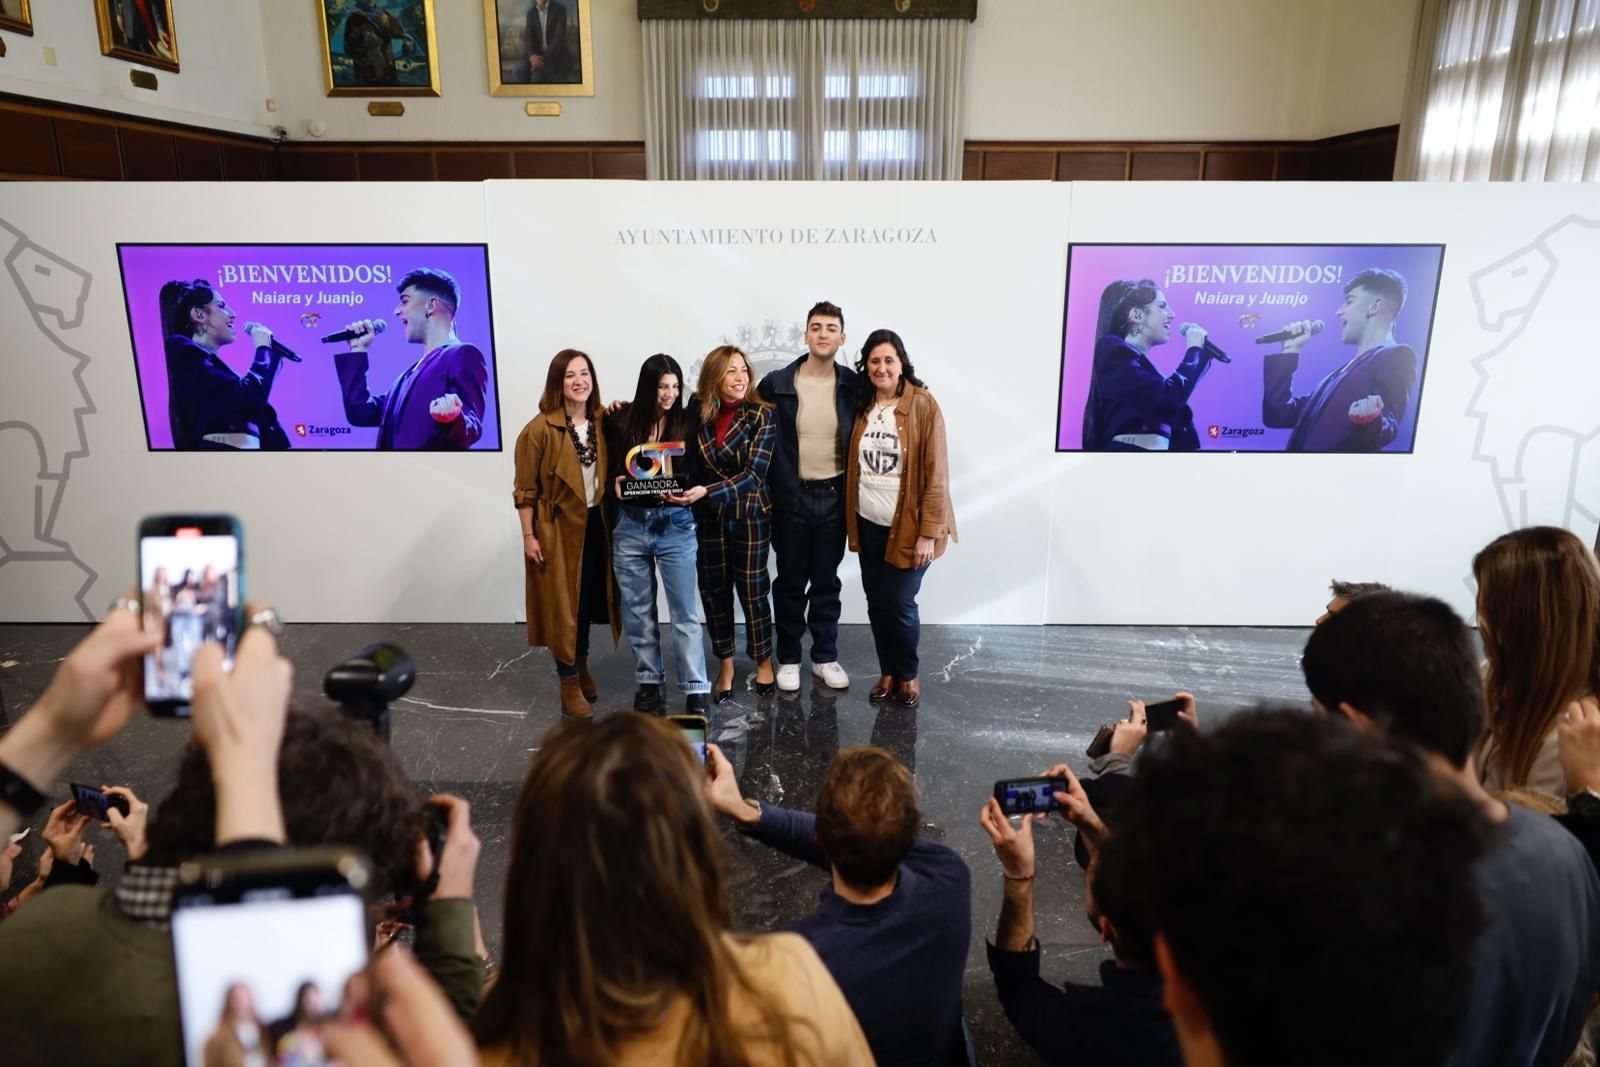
[474, 714, 872, 1066]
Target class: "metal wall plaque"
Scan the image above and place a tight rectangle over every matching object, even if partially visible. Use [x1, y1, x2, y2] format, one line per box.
[526, 101, 562, 117]
[368, 101, 406, 117]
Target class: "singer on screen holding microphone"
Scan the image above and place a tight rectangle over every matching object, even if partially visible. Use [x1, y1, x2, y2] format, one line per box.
[159, 279, 291, 450]
[1261, 268, 1416, 452]
[332, 267, 487, 450]
[1081, 278, 1223, 451]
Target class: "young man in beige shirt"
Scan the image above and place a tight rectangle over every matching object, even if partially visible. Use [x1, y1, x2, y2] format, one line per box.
[757, 300, 860, 692]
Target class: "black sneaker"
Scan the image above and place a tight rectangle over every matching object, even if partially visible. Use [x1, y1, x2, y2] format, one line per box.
[633, 683, 663, 714]
[686, 692, 709, 715]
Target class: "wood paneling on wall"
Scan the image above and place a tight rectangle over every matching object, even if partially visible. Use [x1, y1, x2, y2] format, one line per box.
[963, 127, 1399, 182]
[0, 93, 1394, 185]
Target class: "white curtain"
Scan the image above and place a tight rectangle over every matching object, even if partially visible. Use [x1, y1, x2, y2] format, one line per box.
[642, 18, 969, 180]
[1396, 0, 1600, 180]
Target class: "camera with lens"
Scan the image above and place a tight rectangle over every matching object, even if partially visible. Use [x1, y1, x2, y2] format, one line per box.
[323, 642, 415, 741]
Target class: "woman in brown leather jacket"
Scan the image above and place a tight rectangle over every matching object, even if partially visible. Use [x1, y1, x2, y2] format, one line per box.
[844, 329, 956, 708]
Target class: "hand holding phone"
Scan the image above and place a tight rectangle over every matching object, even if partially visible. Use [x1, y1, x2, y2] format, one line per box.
[172, 849, 370, 1067]
[70, 782, 130, 823]
[1143, 698, 1185, 733]
[139, 514, 245, 717]
[667, 714, 709, 764]
[992, 776, 1068, 817]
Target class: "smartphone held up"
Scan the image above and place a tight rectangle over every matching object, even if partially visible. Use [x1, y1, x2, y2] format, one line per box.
[137, 514, 245, 716]
[171, 849, 370, 1067]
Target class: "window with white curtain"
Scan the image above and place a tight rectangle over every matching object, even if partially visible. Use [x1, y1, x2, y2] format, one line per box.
[643, 19, 968, 180]
[1398, 0, 1600, 180]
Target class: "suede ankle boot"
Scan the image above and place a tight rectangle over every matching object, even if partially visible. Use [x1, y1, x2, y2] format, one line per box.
[576, 658, 598, 702]
[560, 674, 593, 718]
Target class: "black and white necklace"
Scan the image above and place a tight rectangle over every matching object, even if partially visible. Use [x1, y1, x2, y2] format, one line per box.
[567, 418, 596, 467]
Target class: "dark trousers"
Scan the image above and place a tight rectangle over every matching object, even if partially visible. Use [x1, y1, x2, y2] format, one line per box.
[557, 506, 606, 675]
[697, 508, 774, 662]
[772, 478, 847, 665]
[857, 517, 927, 682]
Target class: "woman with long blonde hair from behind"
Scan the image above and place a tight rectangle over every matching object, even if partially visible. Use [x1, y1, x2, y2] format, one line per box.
[473, 714, 872, 1066]
[1475, 525, 1600, 795]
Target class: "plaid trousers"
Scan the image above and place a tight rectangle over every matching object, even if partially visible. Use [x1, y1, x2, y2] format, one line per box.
[696, 507, 774, 662]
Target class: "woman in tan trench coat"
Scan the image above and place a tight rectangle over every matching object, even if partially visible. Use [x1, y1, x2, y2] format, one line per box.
[513, 349, 619, 718]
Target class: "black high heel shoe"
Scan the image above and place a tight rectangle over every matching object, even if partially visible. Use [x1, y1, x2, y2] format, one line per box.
[713, 687, 735, 705]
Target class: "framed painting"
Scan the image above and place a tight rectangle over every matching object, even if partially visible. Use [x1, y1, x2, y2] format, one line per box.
[0, 0, 33, 36]
[485, 0, 594, 97]
[319, 0, 441, 97]
[94, 0, 178, 71]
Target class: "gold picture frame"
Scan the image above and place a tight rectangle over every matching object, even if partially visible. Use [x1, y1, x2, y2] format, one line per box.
[485, 0, 595, 97]
[319, 0, 441, 97]
[0, 0, 34, 37]
[93, 0, 178, 72]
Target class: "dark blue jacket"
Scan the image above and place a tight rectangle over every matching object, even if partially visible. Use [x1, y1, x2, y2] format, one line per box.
[757, 356, 861, 501]
[1081, 333, 1214, 451]
[744, 802, 970, 1067]
[164, 334, 289, 450]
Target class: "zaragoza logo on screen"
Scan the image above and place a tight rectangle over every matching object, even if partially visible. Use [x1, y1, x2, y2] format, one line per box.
[294, 423, 353, 439]
[1207, 425, 1265, 440]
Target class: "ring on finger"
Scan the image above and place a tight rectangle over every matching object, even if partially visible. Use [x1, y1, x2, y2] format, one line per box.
[246, 606, 286, 641]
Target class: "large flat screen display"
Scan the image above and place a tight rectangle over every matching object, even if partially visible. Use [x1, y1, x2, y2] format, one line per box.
[118, 243, 501, 451]
[1056, 243, 1445, 453]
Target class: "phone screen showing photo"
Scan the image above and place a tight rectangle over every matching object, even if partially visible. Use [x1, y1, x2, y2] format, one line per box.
[681, 724, 707, 763]
[140, 529, 241, 710]
[997, 778, 1062, 817]
[172, 883, 367, 1067]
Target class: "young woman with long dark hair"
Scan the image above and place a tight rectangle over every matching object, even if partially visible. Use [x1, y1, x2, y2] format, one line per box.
[158, 279, 291, 451]
[1080, 278, 1218, 452]
[603, 353, 711, 715]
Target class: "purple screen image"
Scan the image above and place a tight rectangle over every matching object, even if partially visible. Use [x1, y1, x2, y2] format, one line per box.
[1056, 244, 1445, 452]
[118, 244, 500, 451]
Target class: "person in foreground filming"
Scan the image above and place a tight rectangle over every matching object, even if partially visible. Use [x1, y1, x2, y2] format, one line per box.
[702, 741, 971, 1066]
[0, 598, 486, 1066]
[979, 762, 1179, 1066]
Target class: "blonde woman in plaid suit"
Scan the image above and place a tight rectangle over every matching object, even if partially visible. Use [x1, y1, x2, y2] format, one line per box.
[674, 346, 779, 703]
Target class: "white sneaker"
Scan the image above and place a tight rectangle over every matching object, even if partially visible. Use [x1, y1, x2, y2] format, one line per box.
[812, 661, 850, 689]
[777, 663, 802, 692]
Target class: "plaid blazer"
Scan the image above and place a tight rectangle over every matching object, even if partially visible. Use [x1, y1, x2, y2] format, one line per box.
[696, 403, 775, 520]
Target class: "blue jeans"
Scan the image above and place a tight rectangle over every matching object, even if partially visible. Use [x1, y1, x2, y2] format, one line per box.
[856, 517, 927, 682]
[612, 506, 710, 694]
[772, 478, 847, 665]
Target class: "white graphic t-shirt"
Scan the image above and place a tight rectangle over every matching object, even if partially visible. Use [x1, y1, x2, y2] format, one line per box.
[857, 400, 903, 527]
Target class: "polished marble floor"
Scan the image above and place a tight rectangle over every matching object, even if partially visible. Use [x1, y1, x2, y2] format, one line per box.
[0, 621, 1310, 1064]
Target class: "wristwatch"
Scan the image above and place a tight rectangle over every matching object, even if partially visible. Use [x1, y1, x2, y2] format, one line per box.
[1570, 788, 1600, 821]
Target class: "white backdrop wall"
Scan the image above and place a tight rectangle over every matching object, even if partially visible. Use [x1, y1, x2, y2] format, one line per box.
[1, 179, 1597, 626]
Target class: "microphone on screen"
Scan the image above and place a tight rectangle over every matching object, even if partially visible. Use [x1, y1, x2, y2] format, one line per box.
[1177, 322, 1231, 364]
[321, 319, 388, 345]
[1255, 320, 1325, 345]
[239, 322, 301, 363]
